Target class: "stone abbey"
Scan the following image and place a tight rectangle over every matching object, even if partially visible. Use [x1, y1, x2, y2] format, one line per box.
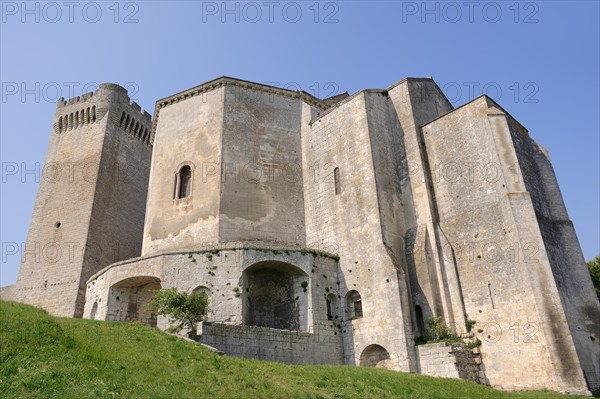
[5, 77, 599, 395]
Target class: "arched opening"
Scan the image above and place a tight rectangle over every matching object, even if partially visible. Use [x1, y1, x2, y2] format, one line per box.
[326, 293, 337, 321]
[334, 167, 341, 195]
[175, 165, 192, 199]
[415, 305, 425, 337]
[346, 290, 363, 319]
[106, 276, 161, 327]
[192, 286, 211, 296]
[90, 301, 98, 320]
[360, 344, 392, 368]
[243, 261, 308, 331]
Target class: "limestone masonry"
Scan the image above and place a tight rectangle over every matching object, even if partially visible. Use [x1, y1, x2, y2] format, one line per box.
[6, 77, 599, 395]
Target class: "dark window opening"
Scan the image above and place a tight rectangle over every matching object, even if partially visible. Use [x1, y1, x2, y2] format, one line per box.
[326, 293, 337, 321]
[415, 305, 425, 337]
[347, 290, 363, 319]
[175, 165, 192, 199]
[334, 167, 341, 195]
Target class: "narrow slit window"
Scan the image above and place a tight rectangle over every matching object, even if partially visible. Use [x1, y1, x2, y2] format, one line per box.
[326, 293, 336, 321]
[415, 305, 425, 337]
[334, 167, 341, 195]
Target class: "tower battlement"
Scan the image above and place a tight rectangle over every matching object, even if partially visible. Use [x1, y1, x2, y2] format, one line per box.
[54, 83, 152, 145]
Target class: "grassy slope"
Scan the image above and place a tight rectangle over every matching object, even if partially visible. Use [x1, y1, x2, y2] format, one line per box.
[0, 301, 589, 399]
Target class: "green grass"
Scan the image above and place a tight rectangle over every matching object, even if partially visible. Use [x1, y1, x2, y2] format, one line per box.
[0, 301, 588, 399]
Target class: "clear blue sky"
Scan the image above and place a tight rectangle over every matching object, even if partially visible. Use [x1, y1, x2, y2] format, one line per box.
[1, 1, 598, 286]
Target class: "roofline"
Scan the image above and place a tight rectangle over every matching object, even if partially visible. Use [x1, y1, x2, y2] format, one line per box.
[150, 76, 332, 144]
[422, 94, 529, 134]
[155, 76, 330, 108]
[309, 77, 451, 126]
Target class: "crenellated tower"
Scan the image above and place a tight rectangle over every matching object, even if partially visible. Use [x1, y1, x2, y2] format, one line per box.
[15, 83, 153, 317]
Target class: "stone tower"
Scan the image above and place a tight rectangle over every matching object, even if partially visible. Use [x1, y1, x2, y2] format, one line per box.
[15, 84, 153, 317]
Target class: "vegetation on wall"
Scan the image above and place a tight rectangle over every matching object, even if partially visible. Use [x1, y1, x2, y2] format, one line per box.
[415, 316, 462, 345]
[587, 255, 600, 300]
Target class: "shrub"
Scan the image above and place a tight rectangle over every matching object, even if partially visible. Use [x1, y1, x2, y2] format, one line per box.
[147, 288, 208, 334]
[465, 319, 476, 333]
[468, 339, 482, 349]
[415, 316, 461, 345]
[427, 316, 452, 340]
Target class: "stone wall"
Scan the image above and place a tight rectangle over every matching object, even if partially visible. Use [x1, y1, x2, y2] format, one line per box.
[84, 247, 341, 338]
[302, 90, 415, 372]
[420, 96, 590, 394]
[15, 84, 152, 318]
[416, 342, 485, 384]
[509, 116, 600, 393]
[0, 285, 16, 301]
[196, 322, 344, 365]
[142, 87, 225, 255]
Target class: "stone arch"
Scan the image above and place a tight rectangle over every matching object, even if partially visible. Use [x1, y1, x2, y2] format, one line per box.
[175, 164, 193, 199]
[90, 301, 98, 320]
[106, 276, 161, 327]
[346, 290, 363, 319]
[242, 260, 308, 331]
[360, 344, 392, 368]
[192, 285, 211, 296]
[326, 292, 337, 321]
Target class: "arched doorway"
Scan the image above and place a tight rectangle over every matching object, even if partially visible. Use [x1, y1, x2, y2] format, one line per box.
[360, 344, 392, 369]
[106, 276, 161, 327]
[90, 302, 98, 320]
[242, 261, 308, 331]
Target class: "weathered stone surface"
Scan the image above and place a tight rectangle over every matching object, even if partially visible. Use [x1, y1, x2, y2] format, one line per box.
[15, 83, 152, 318]
[12, 76, 599, 395]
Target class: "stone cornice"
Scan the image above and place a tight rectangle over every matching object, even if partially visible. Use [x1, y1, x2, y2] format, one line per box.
[150, 76, 331, 144]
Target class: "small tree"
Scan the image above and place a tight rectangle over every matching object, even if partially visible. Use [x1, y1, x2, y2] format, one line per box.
[147, 288, 208, 334]
[587, 255, 600, 300]
[426, 316, 453, 341]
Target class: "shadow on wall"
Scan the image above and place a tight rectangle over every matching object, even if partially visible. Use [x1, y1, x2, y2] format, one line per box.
[241, 261, 308, 331]
[106, 276, 161, 327]
[360, 344, 393, 369]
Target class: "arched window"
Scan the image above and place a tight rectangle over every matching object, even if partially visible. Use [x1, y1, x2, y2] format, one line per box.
[175, 165, 192, 199]
[326, 293, 337, 321]
[346, 290, 363, 319]
[334, 167, 341, 195]
[192, 286, 211, 297]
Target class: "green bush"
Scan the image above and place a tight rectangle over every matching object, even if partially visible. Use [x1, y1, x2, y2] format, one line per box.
[147, 288, 208, 334]
[416, 316, 461, 345]
[427, 316, 452, 340]
[587, 255, 600, 299]
[465, 319, 476, 333]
